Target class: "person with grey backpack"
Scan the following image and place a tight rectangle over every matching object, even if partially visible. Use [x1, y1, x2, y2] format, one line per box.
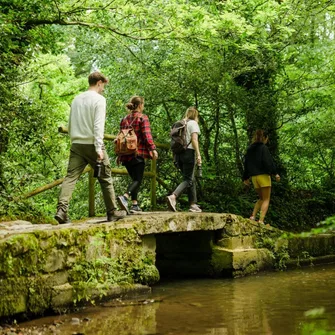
[167, 106, 202, 213]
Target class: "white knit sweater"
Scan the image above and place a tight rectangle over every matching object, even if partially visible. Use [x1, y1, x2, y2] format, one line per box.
[68, 90, 106, 154]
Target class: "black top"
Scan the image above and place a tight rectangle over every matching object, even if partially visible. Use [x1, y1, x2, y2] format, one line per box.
[243, 142, 277, 180]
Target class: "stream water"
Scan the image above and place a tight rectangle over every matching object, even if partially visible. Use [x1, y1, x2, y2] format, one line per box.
[3, 264, 335, 335]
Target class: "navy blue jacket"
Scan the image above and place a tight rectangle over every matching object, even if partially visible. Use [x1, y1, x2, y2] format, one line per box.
[243, 142, 277, 180]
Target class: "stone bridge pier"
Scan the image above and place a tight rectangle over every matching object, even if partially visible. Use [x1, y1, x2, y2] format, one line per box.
[1, 212, 334, 318]
[139, 213, 278, 279]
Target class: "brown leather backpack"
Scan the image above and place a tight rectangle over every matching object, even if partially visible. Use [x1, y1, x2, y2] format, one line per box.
[114, 116, 139, 156]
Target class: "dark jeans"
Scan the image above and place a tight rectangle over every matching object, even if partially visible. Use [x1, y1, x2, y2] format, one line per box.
[123, 156, 145, 201]
[173, 149, 197, 204]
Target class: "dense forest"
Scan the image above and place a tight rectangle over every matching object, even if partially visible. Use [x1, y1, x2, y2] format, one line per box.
[0, 0, 334, 231]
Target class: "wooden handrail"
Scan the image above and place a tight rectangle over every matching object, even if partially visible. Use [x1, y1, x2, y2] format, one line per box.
[15, 127, 171, 217]
[14, 166, 91, 200]
[17, 169, 158, 201]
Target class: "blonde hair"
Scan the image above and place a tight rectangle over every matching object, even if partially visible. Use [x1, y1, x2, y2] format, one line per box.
[184, 106, 199, 122]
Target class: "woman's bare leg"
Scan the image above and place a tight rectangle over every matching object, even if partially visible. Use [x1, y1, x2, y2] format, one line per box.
[252, 188, 263, 219]
[259, 187, 271, 223]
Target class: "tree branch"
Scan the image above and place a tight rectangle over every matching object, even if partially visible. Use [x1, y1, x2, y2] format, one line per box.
[25, 19, 173, 40]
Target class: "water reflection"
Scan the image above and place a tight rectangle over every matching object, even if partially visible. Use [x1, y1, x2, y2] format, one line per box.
[14, 264, 335, 335]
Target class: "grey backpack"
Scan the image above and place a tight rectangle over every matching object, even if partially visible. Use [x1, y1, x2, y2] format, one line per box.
[170, 119, 190, 154]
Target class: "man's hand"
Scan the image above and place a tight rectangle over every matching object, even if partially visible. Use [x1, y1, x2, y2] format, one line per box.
[275, 174, 280, 182]
[243, 179, 250, 186]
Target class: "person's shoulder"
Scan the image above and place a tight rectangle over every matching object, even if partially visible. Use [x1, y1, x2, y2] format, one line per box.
[137, 113, 149, 123]
[261, 143, 269, 150]
[246, 142, 259, 151]
[187, 119, 199, 128]
[73, 91, 86, 100]
[122, 113, 130, 121]
[139, 113, 148, 119]
[187, 119, 200, 131]
[88, 90, 106, 101]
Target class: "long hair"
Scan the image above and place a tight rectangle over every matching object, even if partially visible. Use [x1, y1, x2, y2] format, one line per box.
[184, 106, 199, 122]
[252, 129, 268, 143]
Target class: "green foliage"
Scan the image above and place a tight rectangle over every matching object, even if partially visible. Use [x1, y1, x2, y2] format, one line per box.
[266, 186, 335, 231]
[70, 257, 131, 287]
[302, 308, 335, 335]
[299, 215, 335, 236]
[1, 0, 334, 231]
[69, 237, 159, 303]
[254, 233, 290, 270]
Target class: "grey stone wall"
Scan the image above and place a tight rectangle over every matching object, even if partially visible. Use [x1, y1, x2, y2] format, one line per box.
[1, 213, 334, 318]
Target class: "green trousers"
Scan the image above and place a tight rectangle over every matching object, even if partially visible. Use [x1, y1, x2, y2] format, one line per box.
[57, 143, 117, 214]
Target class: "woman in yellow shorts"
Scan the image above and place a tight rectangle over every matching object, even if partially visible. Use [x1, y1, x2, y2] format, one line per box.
[243, 129, 280, 224]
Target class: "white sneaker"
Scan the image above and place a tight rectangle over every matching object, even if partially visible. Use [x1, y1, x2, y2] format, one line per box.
[189, 204, 202, 213]
[167, 195, 177, 212]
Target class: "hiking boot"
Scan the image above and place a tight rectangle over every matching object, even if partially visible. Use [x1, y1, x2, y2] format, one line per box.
[107, 209, 127, 222]
[189, 204, 202, 213]
[130, 205, 143, 214]
[54, 208, 71, 224]
[117, 195, 130, 215]
[166, 195, 177, 212]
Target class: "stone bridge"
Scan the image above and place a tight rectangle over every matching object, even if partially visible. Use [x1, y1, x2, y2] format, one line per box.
[1, 212, 334, 318]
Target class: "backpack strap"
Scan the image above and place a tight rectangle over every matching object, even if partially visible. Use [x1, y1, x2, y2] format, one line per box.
[123, 113, 143, 128]
[129, 115, 139, 127]
[184, 119, 192, 148]
[123, 116, 136, 128]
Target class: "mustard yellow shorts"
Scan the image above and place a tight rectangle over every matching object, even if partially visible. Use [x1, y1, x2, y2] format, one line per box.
[252, 174, 271, 189]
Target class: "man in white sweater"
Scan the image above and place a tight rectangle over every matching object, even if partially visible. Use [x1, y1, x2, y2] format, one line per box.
[55, 71, 124, 223]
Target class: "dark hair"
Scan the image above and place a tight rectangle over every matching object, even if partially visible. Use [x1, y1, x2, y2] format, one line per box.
[88, 71, 108, 86]
[126, 96, 144, 111]
[252, 129, 268, 143]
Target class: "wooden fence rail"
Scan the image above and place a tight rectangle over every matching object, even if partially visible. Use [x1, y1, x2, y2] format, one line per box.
[16, 127, 170, 217]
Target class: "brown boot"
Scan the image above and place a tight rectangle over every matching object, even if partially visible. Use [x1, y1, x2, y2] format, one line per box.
[55, 208, 71, 224]
[107, 209, 126, 222]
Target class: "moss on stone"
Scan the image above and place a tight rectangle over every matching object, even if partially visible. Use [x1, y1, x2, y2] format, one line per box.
[0, 234, 42, 276]
[209, 247, 232, 277]
[27, 277, 53, 314]
[0, 277, 28, 317]
[2, 213, 334, 319]
[67, 226, 159, 303]
[234, 262, 259, 277]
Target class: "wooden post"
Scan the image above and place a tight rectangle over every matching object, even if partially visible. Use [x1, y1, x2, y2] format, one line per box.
[150, 159, 157, 209]
[88, 169, 95, 217]
[11, 127, 172, 210]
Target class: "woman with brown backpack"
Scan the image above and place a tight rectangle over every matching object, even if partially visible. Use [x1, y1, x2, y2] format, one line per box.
[116, 96, 158, 214]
